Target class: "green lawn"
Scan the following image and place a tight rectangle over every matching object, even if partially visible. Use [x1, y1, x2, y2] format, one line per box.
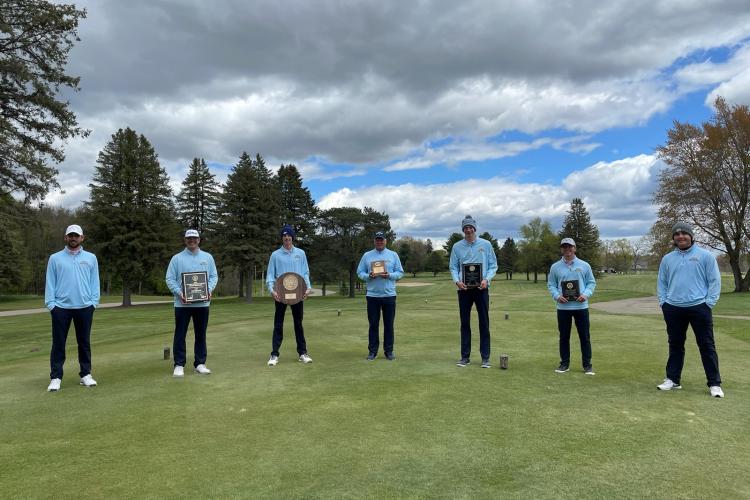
[1, 275, 748, 498]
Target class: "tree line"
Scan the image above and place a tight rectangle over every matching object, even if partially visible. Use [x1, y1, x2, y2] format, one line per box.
[1, 1, 748, 295]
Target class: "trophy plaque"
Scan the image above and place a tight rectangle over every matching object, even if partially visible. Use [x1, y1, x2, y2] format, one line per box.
[561, 279, 580, 301]
[462, 263, 482, 288]
[274, 272, 307, 305]
[181, 271, 209, 303]
[370, 260, 386, 275]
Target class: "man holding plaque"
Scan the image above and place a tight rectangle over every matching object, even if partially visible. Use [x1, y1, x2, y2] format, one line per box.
[165, 229, 219, 377]
[357, 231, 404, 360]
[266, 225, 313, 366]
[449, 215, 497, 368]
[547, 238, 597, 375]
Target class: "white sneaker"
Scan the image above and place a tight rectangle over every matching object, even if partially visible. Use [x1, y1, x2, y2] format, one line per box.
[194, 364, 211, 375]
[709, 386, 724, 398]
[173, 366, 184, 377]
[47, 378, 61, 392]
[80, 374, 97, 387]
[657, 378, 681, 391]
[299, 353, 313, 364]
[268, 355, 279, 367]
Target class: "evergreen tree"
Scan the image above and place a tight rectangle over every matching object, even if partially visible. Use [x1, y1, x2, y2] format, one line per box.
[216, 152, 280, 302]
[519, 217, 557, 283]
[425, 249, 447, 276]
[498, 237, 519, 280]
[0, 0, 88, 202]
[86, 128, 177, 306]
[442, 232, 463, 255]
[276, 163, 317, 249]
[559, 198, 601, 270]
[175, 158, 220, 237]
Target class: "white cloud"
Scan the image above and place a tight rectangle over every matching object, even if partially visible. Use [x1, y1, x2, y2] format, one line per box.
[319, 154, 663, 241]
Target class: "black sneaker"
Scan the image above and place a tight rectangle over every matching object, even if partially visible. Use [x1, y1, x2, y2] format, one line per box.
[366, 353, 376, 361]
[481, 359, 491, 368]
[555, 364, 570, 373]
[584, 366, 595, 376]
[385, 352, 395, 360]
[457, 358, 470, 367]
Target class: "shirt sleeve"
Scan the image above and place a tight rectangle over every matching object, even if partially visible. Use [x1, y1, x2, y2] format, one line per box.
[656, 257, 668, 306]
[357, 253, 370, 281]
[582, 263, 596, 298]
[208, 255, 219, 293]
[44, 255, 56, 310]
[90, 254, 101, 307]
[485, 242, 498, 282]
[266, 253, 276, 293]
[301, 251, 312, 289]
[449, 246, 461, 283]
[547, 264, 560, 301]
[705, 254, 721, 308]
[165, 256, 181, 296]
[390, 252, 404, 281]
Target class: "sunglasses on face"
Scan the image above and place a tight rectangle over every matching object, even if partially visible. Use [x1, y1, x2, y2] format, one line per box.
[673, 231, 690, 236]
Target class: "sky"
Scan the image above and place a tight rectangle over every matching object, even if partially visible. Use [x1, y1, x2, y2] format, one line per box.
[47, 0, 750, 244]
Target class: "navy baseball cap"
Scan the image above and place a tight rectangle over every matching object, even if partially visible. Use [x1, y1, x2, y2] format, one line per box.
[374, 231, 386, 239]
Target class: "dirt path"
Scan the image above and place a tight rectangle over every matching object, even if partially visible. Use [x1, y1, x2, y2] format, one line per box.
[0, 300, 173, 317]
[591, 296, 750, 320]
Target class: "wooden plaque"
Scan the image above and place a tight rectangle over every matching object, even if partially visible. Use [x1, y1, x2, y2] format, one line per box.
[274, 272, 308, 305]
[371, 260, 386, 275]
[181, 271, 209, 303]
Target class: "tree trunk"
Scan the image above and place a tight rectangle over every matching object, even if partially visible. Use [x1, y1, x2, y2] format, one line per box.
[122, 283, 132, 307]
[245, 269, 253, 303]
[533, 271, 538, 283]
[238, 270, 244, 298]
[106, 273, 111, 296]
[348, 264, 356, 298]
[740, 269, 750, 293]
[322, 282, 327, 296]
[526, 271, 530, 280]
[138, 280, 142, 296]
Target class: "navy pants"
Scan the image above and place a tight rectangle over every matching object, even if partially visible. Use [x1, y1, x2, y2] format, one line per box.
[272, 301, 307, 356]
[662, 302, 721, 387]
[457, 288, 490, 360]
[50, 305, 94, 379]
[557, 308, 592, 369]
[366, 295, 397, 355]
[173, 306, 209, 368]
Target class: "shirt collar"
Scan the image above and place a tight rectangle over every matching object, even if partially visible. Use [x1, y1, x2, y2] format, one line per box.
[65, 246, 82, 255]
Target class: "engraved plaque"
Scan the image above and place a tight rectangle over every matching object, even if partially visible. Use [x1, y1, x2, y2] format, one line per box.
[274, 272, 307, 305]
[371, 260, 386, 275]
[561, 279, 580, 301]
[181, 271, 209, 303]
[462, 263, 482, 288]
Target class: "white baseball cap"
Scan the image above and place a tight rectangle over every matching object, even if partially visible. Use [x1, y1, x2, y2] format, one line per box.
[184, 229, 200, 238]
[65, 224, 83, 236]
[560, 237, 576, 246]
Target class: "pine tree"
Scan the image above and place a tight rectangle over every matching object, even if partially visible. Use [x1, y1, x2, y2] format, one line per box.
[216, 152, 280, 302]
[498, 237, 519, 280]
[559, 198, 601, 270]
[86, 128, 177, 306]
[175, 158, 220, 237]
[276, 164, 316, 249]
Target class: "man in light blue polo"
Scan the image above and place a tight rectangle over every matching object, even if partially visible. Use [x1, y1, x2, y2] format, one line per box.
[656, 222, 723, 398]
[357, 231, 404, 360]
[266, 225, 312, 366]
[165, 229, 219, 377]
[45, 224, 100, 392]
[449, 215, 498, 368]
[547, 237, 597, 375]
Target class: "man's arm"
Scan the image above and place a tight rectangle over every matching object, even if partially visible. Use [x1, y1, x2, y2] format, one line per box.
[44, 255, 56, 310]
[705, 253, 721, 308]
[90, 254, 100, 307]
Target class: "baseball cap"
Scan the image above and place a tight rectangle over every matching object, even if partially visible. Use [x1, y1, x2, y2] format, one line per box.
[185, 229, 200, 238]
[560, 238, 576, 246]
[65, 224, 83, 236]
[374, 231, 386, 239]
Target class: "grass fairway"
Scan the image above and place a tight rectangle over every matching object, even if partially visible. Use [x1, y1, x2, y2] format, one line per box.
[1, 275, 749, 499]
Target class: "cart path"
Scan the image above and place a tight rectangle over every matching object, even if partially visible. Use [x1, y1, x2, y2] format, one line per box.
[590, 296, 750, 320]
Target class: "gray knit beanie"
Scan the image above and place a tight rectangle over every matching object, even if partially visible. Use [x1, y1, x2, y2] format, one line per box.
[671, 222, 694, 240]
[461, 215, 477, 231]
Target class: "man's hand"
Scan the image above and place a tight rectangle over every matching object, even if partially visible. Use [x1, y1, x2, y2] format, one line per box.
[178, 292, 187, 304]
[576, 294, 588, 302]
[303, 288, 311, 299]
[479, 279, 488, 290]
[456, 281, 467, 290]
[381, 271, 390, 279]
[272, 290, 281, 302]
[557, 296, 568, 303]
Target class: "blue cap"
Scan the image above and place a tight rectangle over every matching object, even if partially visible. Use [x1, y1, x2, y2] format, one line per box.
[280, 225, 295, 238]
[374, 231, 386, 239]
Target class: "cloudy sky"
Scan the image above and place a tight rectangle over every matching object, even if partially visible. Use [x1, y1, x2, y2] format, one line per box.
[48, 0, 750, 243]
